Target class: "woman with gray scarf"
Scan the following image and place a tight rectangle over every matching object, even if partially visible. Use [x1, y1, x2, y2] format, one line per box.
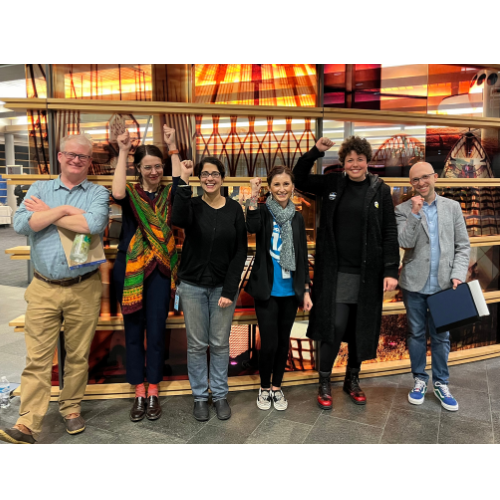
[245, 166, 313, 411]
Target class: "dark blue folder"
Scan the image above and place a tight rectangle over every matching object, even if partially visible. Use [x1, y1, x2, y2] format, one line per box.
[427, 283, 482, 333]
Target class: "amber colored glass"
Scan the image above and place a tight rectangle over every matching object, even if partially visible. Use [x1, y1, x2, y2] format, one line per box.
[194, 64, 317, 107]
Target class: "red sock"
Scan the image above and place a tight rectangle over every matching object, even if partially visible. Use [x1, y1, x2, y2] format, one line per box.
[135, 383, 146, 398]
[148, 383, 159, 397]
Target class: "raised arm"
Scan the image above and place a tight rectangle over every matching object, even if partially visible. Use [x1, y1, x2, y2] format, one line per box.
[395, 196, 424, 248]
[163, 125, 182, 178]
[112, 129, 132, 200]
[245, 177, 262, 234]
[171, 160, 194, 228]
[293, 138, 333, 196]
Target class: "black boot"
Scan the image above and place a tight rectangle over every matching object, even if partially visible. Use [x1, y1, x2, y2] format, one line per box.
[317, 371, 333, 410]
[343, 367, 366, 405]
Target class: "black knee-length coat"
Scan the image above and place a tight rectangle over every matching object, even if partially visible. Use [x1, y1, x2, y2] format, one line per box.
[293, 146, 399, 361]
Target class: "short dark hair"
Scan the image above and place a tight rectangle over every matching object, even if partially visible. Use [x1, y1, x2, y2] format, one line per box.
[196, 156, 226, 179]
[133, 144, 164, 182]
[338, 136, 373, 165]
[267, 166, 294, 186]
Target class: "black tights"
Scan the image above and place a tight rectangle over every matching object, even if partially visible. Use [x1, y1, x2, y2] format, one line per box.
[319, 303, 361, 373]
[255, 296, 298, 388]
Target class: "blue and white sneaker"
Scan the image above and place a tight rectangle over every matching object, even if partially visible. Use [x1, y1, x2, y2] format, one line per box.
[408, 378, 427, 405]
[433, 382, 458, 411]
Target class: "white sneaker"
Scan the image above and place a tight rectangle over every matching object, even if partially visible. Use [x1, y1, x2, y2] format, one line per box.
[271, 389, 288, 411]
[257, 388, 272, 410]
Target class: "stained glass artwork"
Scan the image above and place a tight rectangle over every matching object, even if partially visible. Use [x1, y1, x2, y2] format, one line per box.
[194, 64, 317, 107]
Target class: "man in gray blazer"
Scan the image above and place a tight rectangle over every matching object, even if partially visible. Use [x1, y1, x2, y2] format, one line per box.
[395, 162, 470, 411]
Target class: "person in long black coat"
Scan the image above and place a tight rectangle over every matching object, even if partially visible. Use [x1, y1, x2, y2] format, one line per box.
[293, 137, 399, 409]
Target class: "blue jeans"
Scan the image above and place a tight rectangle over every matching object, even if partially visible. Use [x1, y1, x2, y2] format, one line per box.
[177, 281, 237, 402]
[402, 289, 450, 385]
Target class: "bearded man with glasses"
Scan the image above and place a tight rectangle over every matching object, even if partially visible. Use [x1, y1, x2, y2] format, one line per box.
[395, 162, 470, 413]
[0, 134, 109, 444]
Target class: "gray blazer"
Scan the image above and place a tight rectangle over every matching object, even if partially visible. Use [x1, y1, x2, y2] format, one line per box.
[395, 195, 470, 292]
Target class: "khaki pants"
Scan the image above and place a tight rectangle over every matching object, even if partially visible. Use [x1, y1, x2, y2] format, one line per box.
[17, 273, 102, 437]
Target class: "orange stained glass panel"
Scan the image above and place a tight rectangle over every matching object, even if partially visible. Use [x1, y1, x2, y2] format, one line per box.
[194, 64, 317, 107]
[54, 64, 152, 101]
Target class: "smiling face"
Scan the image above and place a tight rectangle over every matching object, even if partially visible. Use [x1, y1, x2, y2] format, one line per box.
[270, 172, 294, 208]
[200, 162, 223, 194]
[343, 150, 368, 181]
[409, 161, 437, 200]
[58, 139, 92, 183]
[139, 155, 164, 188]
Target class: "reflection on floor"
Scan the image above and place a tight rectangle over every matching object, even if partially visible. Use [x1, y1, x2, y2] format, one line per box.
[1, 360, 500, 444]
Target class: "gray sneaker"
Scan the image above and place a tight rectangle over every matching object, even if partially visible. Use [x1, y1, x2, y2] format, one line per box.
[271, 389, 288, 411]
[257, 388, 272, 410]
[0, 427, 36, 444]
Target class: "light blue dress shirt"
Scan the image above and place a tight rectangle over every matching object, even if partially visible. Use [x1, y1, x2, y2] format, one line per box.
[412, 196, 441, 294]
[13, 176, 110, 280]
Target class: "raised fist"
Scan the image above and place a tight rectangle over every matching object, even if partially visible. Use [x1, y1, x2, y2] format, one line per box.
[117, 129, 132, 152]
[163, 125, 177, 148]
[411, 195, 424, 215]
[316, 137, 334, 152]
[180, 160, 194, 183]
[250, 177, 262, 196]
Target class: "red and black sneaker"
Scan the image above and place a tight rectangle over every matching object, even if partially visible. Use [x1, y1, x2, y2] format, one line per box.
[343, 367, 366, 405]
[317, 373, 333, 410]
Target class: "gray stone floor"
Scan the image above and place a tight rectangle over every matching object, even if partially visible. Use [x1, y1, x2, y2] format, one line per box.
[1, 278, 499, 444]
[0, 225, 29, 288]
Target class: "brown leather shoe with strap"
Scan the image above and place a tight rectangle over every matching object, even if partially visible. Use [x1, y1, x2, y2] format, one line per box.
[0, 427, 36, 444]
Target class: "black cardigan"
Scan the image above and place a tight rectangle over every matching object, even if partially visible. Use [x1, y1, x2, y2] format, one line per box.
[245, 204, 310, 302]
[171, 180, 248, 300]
[293, 145, 400, 361]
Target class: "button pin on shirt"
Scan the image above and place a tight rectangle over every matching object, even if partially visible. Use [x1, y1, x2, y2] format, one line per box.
[329, 192, 337, 201]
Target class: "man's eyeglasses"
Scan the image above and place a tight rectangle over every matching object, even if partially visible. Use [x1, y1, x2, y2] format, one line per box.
[410, 173, 436, 185]
[141, 164, 164, 172]
[200, 171, 221, 179]
[62, 151, 92, 163]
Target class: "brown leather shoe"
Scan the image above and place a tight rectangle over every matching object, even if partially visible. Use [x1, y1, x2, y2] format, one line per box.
[0, 427, 36, 444]
[146, 395, 162, 420]
[65, 415, 86, 435]
[130, 397, 147, 422]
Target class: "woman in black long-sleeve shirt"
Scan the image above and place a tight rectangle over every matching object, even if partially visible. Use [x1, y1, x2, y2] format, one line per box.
[293, 137, 399, 410]
[172, 157, 247, 422]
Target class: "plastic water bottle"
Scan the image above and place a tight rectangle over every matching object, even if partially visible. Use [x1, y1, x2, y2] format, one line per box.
[69, 234, 91, 264]
[0, 376, 10, 409]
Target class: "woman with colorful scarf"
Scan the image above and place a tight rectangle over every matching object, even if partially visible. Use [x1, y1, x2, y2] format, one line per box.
[112, 126, 180, 422]
[245, 166, 313, 411]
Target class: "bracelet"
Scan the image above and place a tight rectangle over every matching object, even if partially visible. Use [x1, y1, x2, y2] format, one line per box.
[168, 149, 179, 156]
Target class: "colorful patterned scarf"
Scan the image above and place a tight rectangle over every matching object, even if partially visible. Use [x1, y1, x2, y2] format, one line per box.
[122, 183, 178, 315]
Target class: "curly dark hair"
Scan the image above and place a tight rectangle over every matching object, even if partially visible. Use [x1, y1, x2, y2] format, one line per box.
[338, 136, 373, 165]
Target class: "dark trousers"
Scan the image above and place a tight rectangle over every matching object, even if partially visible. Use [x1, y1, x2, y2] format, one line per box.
[114, 254, 170, 385]
[255, 295, 298, 388]
[319, 303, 361, 373]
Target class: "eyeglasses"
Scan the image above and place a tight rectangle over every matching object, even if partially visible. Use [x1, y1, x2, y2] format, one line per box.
[410, 173, 436, 185]
[141, 164, 164, 172]
[62, 151, 92, 162]
[200, 171, 221, 179]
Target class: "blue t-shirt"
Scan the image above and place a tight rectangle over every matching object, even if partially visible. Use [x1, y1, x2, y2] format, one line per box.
[270, 219, 295, 297]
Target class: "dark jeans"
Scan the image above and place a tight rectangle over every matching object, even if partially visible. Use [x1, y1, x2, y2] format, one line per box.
[402, 289, 450, 385]
[114, 254, 170, 385]
[255, 295, 298, 388]
[319, 303, 361, 373]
